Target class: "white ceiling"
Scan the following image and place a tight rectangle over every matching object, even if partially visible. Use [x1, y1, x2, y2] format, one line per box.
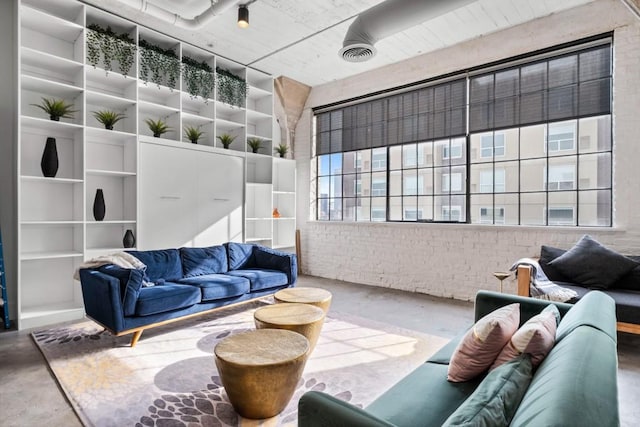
[83, 0, 597, 87]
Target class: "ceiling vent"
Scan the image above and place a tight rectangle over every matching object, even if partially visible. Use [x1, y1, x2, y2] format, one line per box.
[340, 0, 477, 62]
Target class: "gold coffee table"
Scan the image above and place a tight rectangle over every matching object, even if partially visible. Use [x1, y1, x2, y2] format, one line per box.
[214, 329, 309, 419]
[254, 302, 326, 352]
[274, 287, 332, 313]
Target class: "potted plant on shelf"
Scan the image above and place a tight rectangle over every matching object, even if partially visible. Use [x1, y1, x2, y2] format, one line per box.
[182, 55, 215, 102]
[217, 133, 236, 149]
[86, 24, 136, 76]
[247, 137, 263, 154]
[93, 110, 126, 130]
[145, 118, 171, 138]
[139, 38, 180, 90]
[184, 125, 205, 144]
[274, 143, 289, 158]
[32, 97, 77, 121]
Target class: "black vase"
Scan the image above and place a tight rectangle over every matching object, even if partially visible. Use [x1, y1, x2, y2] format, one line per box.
[123, 229, 136, 248]
[41, 137, 59, 178]
[93, 189, 106, 221]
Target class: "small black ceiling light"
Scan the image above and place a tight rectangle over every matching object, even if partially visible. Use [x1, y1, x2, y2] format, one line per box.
[238, 5, 249, 28]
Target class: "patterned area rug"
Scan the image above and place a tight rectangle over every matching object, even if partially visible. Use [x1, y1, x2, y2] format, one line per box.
[32, 299, 449, 427]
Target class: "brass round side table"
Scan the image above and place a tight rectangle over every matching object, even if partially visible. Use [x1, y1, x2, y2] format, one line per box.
[274, 287, 332, 313]
[214, 329, 309, 419]
[254, 302, 326, 352]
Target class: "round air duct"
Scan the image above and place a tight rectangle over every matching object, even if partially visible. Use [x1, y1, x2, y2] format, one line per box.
[339, 43, 377, 62]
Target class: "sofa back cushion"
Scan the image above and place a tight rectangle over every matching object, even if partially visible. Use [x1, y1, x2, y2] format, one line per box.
[180, 246, 228, 277]
[226, 242, 256, 270]
[510, 326, 619, 427]
[616, 256, 640, 291]
[555, 290, 617, 343]
[127, 249, 183, 282]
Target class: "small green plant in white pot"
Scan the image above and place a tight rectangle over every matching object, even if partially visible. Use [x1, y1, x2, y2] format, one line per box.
[93, 110, 126, 130]
[274, 143, 289, 158]
[184, 125, 205, 144]
[247, 137, 263, 153]
[145, 118, 171, 138]
[217, 133, 236, 149]
[32, 97, 77, 121]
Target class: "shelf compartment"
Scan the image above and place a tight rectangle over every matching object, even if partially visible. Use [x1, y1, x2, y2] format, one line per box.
[20, 222, 83, 257]
[20, 123, 83, 180]
[246, 94, 273, 117]
[246, 183, 273, 219]
[273, 219, 296, 249]
[86, 174, 137, 222]
[86, 222, 137, 252]
[86, 65, 138, 99]
[139, 82, 181, 109]
[21, 78, 84, 125]
[20, 178, 83, 221]
[247, 155, 273, 184]
[86, 91, 137, 133]
[182, 92, 215, 117]
[216, 101, 245, 124]
[182, 115, 214, 147]
[21, 5, 84, 63]
[139, 104, 180, 141]
[21, 116, 83, 137]
[21, 47, 84, 87]
[273, 192, 295, 218]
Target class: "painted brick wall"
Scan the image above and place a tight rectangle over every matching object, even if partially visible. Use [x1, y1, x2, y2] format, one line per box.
[294, 0, 640, 300]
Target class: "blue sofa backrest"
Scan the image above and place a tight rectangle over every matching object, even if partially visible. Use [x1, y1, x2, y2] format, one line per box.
[226, 242, 256, 270]
[180, 245, 228, 277]
[127, 249, 183, 282]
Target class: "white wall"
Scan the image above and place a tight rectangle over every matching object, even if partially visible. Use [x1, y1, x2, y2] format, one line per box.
[295, 0, 640, 300]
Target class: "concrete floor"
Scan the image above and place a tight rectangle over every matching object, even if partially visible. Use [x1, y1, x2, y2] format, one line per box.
[0, 275, 638, 426]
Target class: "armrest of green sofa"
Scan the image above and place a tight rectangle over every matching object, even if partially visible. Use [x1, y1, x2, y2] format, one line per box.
[298, 391, 396, 427]
[475, 290, 574, 325]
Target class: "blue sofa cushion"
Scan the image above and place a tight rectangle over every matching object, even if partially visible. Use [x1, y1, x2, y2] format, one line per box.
[127, 249, 183, 282]
[442, 354, 533, 427]
[135, 283, 201, 317]
[180, 246, 228, 277]
[254, 246, 297, 284]
[226, 269, 289, 292]
[177, 274, 250, 301]
[97, 265, 144, 317]
[226, 242, 256, 270]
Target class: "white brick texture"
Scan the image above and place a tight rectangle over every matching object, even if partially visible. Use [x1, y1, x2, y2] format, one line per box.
[294, 0, 640, 301]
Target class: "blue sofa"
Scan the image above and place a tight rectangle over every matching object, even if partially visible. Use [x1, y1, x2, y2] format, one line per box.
[79, 242, 297, 346]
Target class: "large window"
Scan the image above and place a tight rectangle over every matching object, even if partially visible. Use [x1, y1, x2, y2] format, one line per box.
[315, 38, 612, 226]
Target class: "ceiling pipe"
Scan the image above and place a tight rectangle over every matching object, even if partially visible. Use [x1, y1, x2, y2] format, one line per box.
[340, 0, 477, 62]
[120, 0, 242, 29]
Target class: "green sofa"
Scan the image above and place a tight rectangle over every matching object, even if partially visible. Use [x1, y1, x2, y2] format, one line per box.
[298, 290, 619, 427]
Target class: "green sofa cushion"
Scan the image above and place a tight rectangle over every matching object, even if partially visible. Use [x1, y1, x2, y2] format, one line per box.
[510, 326, 619, 427]
[442, 354, 533, 427]
[366, 362, 482, 427]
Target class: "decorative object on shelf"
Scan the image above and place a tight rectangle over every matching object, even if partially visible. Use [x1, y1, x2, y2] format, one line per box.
[93, 189, 106, 221]
[145, 118, 171, 138]
[40, 137, 59, 178]
[272, 208, 281, 218]
[247, 137, 263, 153]
[216, 67, 247, 107]
[275, 143, 289, 158]
[217, 133, 236, 149]
[86, 24, 136, 76]
[123, 229, 136, 248]
[184, 125, 205, 144]
[182, 55, 215, 102]
[92, 110, 126, 130]
[139, 39, 180, 90]
[32, 97, 77, 121]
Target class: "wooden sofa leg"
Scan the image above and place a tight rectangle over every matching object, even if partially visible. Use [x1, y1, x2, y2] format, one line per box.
[130, 330, 143, 347]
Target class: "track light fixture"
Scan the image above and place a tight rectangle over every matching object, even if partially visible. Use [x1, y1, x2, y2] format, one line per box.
[238, 5, 249, 28]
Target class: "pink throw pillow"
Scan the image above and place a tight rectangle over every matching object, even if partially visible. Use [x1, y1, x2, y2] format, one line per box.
[448, 303, 520, 382]
[491, 306, 558, 369]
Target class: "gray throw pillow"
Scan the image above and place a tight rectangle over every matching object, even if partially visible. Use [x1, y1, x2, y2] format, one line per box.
[442, 354, 533, 427]
[548, 235, 639, 289]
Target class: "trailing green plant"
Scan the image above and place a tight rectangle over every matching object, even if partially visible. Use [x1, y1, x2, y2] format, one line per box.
[145, 118, 171, 137]
[247, 137, 263, 153]
[184, 125, 205, 144]
[32, 97, 77, 121]
[92, 110, 126, 130]
[139, 39, 180, 90]
[216, 133, 236, 149]
[86, 24, 136, 76]
[216, 67, 248, 107]
[274, 143, 289, 158]
[182, 56, 215, 102]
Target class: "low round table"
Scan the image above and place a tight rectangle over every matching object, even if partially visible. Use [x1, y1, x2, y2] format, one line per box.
[214, 329, 309, 419]
[274, 287, 333, 313]
[254, 302, 326, 352]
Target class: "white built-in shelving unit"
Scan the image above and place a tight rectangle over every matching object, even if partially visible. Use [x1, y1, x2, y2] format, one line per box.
[10, 0, 296, 330]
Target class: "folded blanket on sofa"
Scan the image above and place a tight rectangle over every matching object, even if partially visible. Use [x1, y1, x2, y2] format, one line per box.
[510, 258, 578, 302]
[73, 252, 148, 282]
